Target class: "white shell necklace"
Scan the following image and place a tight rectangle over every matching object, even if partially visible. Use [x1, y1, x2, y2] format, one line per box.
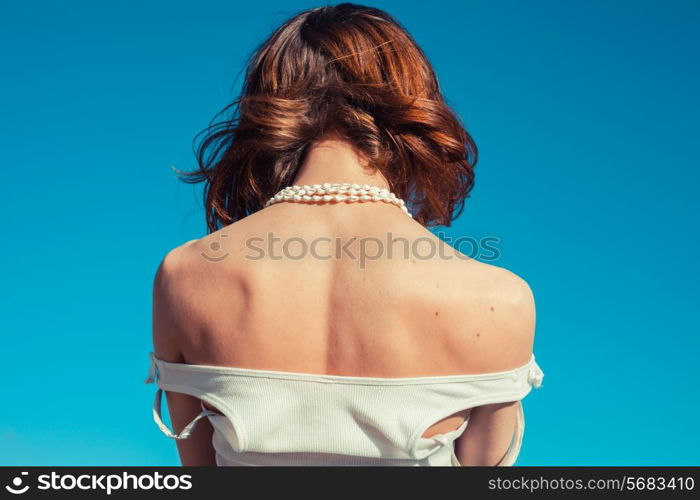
[264, 182, 412, 217]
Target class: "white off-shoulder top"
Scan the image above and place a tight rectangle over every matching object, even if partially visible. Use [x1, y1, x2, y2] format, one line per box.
[145, 352, 544, 466]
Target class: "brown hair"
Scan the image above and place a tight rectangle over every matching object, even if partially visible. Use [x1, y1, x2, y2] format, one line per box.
[180, 2, 478, 231]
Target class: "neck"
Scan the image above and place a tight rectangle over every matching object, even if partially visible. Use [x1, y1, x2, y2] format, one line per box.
[292, 134, 390, 189]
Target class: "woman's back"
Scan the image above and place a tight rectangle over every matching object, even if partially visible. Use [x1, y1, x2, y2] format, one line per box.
[146, 3, 545, 466]
[155, 198, 535, 380]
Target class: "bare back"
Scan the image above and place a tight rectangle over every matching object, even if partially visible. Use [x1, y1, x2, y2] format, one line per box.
[158, 200, 533, 375]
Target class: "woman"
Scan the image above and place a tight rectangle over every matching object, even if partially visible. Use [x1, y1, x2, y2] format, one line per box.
[146, 2, 544, 466]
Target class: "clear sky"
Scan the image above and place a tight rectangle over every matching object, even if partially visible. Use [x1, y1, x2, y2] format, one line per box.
[1, 0, 698, 465]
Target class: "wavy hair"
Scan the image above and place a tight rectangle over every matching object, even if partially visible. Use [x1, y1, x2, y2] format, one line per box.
[180, 2, 478, 231]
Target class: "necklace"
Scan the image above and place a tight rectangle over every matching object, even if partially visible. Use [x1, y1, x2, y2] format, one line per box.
[264, 182, 412, 217]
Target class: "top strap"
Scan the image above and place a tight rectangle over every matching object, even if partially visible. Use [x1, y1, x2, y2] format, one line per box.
[493, 399, 525, 466]
[151, 388, 218, 440]
[145, 352, 218, 440]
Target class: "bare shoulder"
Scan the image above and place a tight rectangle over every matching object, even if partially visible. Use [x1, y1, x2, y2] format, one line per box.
[151, 238, 198, 361]
[151, 229, 244, 361]
[152, 237, 203, 298]
[469, 259, 535, 308]
[446, 258, 537, 370]
[153, 225, 247, 289]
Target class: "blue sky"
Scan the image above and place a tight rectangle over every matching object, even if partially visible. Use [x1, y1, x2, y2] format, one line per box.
[0, 0, 698, 465]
